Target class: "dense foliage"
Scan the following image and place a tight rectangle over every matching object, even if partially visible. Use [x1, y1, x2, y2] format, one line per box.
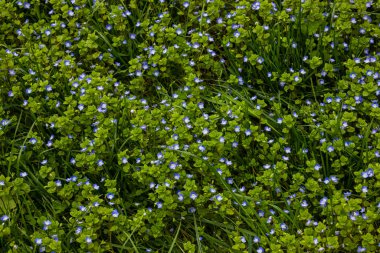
[1, 0, 380, 252]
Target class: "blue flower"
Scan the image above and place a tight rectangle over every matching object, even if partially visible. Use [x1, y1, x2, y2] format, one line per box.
[257, 247, 264, 253]
[112, 209, 119, 217]
[85, 236, 92, 244]
[202, 128, 209, 135]
[1, 215, 9, 222]
[97, 160, 104, 166]
[252, 2, 260, 10]
[177, 192, 184, 201]
[361, 172, 369, 181]
[320, 197, 328, 207]
[169, 161, 178, 170]
[121, 157, 128, 164]
[190, 191, 198, 200]
[301, 200, 308, 208]
[280, 223, 288, 231]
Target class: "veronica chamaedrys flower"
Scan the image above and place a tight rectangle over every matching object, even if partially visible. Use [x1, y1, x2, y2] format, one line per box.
[85, 236, 92, 244]
[280, 223, 288, 231]
[251, 1, 260, 10]
[177, 192, 184, 201]
[97, 160, 104, 166]
[111, 209, 119, 217]
[35, 238, 43, 245]
[320, 197, 328, 207]
[1, 215, 9, 222]
[233, 31, 240, 38]
[106, 193, 114, 200]
[190, 191, 198, 200]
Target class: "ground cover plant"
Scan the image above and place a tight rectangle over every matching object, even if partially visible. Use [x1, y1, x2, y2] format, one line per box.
[0, 0, 380, 252]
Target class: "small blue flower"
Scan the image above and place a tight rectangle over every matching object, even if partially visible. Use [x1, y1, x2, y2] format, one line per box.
[301, 200, 308, 208]
[169, 161, 178, 170]
[330, 176, 338, 183]
[320, 197, 328, 207]
[112, 209, 119, 217]
[190, 191, 198, 200]
[202, 128, 209, 135]
[85, 236, 92, 244]
[9, 70, 15, 76]
[257, 246, 264, 253]
[280, 223, 288, 231]
[1, 215, 9, 222]
[252, 1, 260, 10]
[20, 172, 28, 177]
[35, 238, 43, 245]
